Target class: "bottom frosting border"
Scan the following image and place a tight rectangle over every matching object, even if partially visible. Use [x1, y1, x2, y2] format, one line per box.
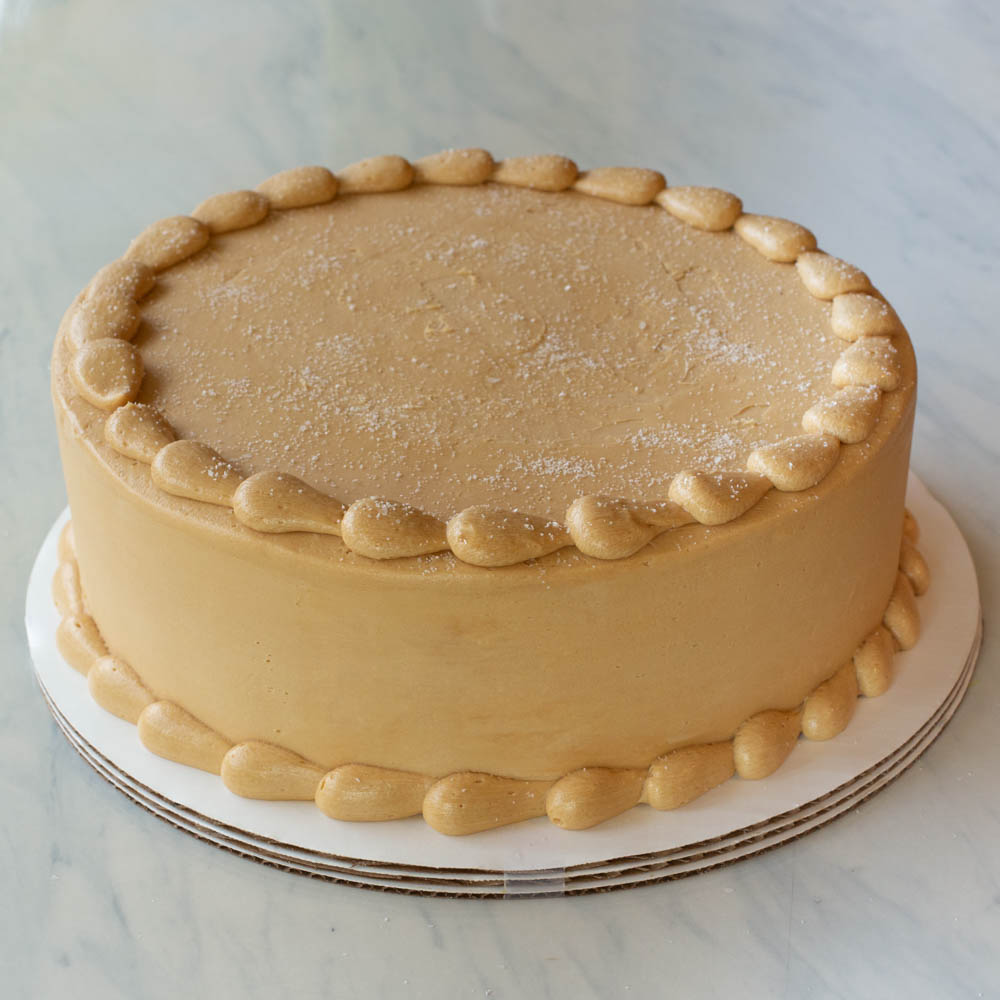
[50, 514, 928, 837]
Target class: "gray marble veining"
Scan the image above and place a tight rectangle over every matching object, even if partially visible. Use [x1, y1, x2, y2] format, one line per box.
[1, 0, 998, 997]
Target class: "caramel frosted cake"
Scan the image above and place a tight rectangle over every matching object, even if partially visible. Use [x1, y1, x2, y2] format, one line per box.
[50, 150, 929, 836]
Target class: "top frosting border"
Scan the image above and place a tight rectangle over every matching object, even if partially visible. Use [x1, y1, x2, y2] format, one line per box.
[60, 149, 911, 567]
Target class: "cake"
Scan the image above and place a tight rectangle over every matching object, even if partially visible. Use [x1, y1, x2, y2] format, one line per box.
[50, 149, 929, 836]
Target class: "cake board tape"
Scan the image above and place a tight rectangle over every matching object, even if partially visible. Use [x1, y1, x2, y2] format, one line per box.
[25, 474, 983, 894]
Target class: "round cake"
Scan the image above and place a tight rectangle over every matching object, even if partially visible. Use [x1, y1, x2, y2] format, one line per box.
[50, 150, 927, 834]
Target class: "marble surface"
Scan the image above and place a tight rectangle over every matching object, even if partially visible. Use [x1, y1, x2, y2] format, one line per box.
[1, 0, 997, 996]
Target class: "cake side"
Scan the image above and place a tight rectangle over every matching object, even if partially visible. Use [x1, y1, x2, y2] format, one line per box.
[52, 329, 916, 779]
[50, 500, 927, 833]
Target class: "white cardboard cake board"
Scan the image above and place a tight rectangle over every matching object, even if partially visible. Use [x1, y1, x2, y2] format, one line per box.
[38, 648, 975, 896]
[26, 474, 982, 895]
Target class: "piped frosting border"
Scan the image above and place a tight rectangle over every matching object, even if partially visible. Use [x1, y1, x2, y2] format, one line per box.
[52, 513, 929, 836]
[62, 150, 909, 567]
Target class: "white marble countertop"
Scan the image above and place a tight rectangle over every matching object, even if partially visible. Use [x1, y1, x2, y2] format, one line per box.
[2, 1, 997, 996]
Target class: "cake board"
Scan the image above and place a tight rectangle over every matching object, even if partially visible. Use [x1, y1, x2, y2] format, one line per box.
[25, 474, 983, 896]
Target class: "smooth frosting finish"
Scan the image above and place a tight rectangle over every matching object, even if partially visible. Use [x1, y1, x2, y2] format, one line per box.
[51, 152, 918, 825]
[48, 512, 926, 833]
[136, 184, 841, 519]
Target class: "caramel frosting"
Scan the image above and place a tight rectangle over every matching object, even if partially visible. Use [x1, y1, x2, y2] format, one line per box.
[50, 149, 924, 835]
[50, 516, 928, 834]
[57, 151, 912, 567]
[136, 183, 840, 520]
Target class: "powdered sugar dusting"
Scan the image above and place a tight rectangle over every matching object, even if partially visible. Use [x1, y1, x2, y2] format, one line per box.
[137, 184, 842, 519]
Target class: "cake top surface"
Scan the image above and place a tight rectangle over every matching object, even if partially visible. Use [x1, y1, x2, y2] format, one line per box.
[60, 151, 910, 566]
[136, 182, 839, 520]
